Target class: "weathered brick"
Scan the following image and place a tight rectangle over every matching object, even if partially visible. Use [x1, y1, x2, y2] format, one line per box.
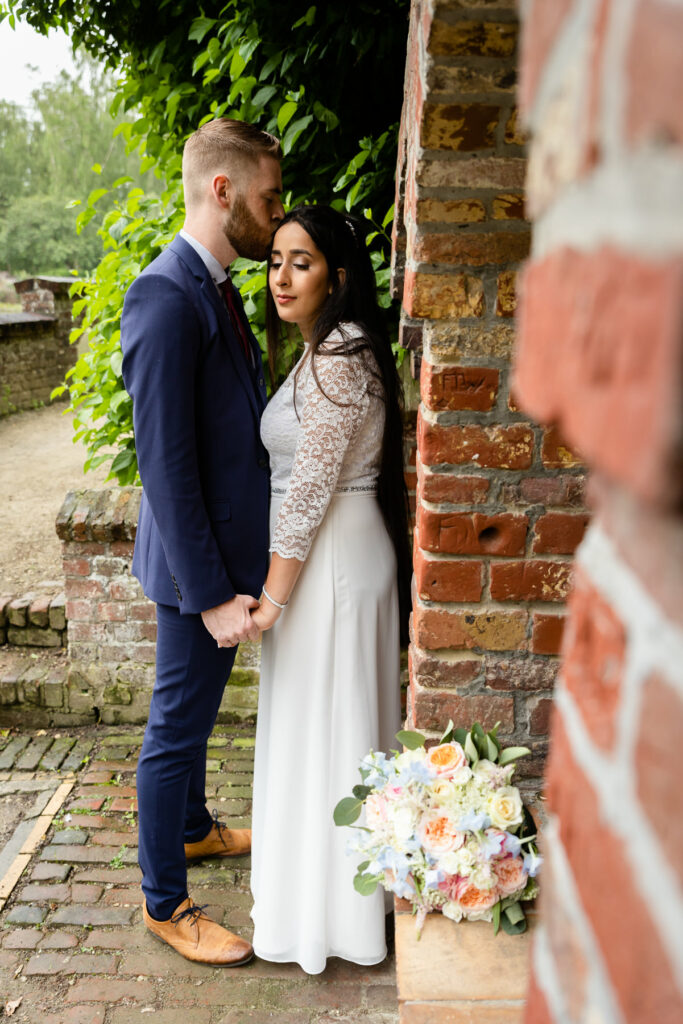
[410, 647, 483, 690]
[541, 426, 583, 469]
[18, 883, 70, 903]
[530, 697, 554, 735]
[414, 549, 483, 602]
[413, 605, 528, 652]
[52, 906, 134, 927]
[421, 102, 500, 151]
[7, 597, 30, 626]
[415, 230, 530, 267]
[2, 929, 42, 949]
[504, 107, 526, 145]
[428, 19, 518, 58]
[403, 269, 484, 319]
[492, 192, 525, 220]
[418, 416, 534, 470]
[496, 269, 517, 317]
[500, 475, 587, 508]
[425, 321, 515, 361]
[419, 472, 491, 506]
[411, 682, 514, 734]
[417, 155, 525, 190]
[531, 613, 565, 655]
[416, 197, 486, 225]
[532, 512, 589, 554]
[417, 508, 528, 556]
[485, 656, 559, 692]
[635, 673, 683, 886]
[561, 569, 625, 750]
[66, 978, 155, 1004]
[28, 594, 51, 627]
[421, 362, 498, 412]
[490, 560, 571, 602]
[43, 1007, 105, 1024]
[547, 718, 681, 1021]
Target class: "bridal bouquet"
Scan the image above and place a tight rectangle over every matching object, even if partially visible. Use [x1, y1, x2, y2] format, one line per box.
[334, 721, 541, 936]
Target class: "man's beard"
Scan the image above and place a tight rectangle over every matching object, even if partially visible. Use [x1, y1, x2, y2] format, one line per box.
[223, 192, 271, 261]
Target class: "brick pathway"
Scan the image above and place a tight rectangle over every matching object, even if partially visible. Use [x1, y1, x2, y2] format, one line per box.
[0, 726, 398, 1023]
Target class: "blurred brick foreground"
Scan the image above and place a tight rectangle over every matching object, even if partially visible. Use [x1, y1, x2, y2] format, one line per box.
[0, 726, 399, 1023]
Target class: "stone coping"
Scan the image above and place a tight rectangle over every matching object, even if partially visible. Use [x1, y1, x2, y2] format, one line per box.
[13, 276, 79, 294]
[56, 487, 141, 543]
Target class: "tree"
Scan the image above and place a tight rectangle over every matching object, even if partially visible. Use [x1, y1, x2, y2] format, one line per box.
[1, 0, 410, 482]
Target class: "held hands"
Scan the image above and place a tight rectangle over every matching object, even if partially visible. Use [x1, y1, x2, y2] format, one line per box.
[250, 598, 281, 633]
[201, 594, 260, 647]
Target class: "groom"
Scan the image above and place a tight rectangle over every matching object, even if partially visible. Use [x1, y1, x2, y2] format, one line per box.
[121, 118, 284, 965]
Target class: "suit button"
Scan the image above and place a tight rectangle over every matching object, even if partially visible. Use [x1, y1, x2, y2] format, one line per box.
[258, 378, 265, 387]
[258, 457, 268, 469]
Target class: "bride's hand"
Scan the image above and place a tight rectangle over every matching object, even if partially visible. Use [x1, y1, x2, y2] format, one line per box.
[250, 602, 280, 632]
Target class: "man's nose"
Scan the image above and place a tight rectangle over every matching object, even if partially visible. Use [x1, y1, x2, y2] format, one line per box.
[272, 200, 285, 223]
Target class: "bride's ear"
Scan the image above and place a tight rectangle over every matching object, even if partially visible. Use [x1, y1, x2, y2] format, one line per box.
[336, 267, 346, 287]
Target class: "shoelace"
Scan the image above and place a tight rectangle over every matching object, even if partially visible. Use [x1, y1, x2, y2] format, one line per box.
[170, 901, 210, 928]
[211, 808, 229, 850]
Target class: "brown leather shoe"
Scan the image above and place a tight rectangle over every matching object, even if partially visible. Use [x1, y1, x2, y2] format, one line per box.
[184, 819, 251, 860]
[143, 897, 253, 966]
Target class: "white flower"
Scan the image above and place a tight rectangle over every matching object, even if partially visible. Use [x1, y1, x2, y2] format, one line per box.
[441, 901, 463, 923]
[474, 759, 514, 789]
[488, 786, 524, 830]
[389, 802, 420, 841]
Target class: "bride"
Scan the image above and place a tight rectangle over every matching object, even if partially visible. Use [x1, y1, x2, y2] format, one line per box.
[249, 204, 411, 975]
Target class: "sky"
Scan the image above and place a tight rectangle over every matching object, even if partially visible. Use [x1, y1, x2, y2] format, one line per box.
[0, 16, 79, 110]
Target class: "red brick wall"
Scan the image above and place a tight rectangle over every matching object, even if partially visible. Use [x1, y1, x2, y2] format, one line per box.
[517, 1, 683, 1021]
[393, 0, 587, 784]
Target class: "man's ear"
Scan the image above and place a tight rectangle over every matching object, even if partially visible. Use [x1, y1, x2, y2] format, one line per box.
[211, 173, 233, 209]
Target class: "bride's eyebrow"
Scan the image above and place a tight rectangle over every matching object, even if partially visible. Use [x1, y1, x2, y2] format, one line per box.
[290, 248, 313, 257]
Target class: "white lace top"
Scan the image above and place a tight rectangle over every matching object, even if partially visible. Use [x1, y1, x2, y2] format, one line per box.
[260, 323, 385, 561]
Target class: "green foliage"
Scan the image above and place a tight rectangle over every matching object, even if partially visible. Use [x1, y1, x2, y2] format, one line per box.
[0, 195, 102, 274]
[3, 0, 409, 481]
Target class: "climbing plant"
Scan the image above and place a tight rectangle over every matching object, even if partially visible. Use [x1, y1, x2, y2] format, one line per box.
[1, 0, 410, 482]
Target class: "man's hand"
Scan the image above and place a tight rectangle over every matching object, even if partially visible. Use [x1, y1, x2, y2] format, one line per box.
[201, 595, 260, 647]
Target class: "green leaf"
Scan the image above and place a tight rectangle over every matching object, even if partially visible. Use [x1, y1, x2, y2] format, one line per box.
[87, 188, 109, 207]
[396, 729, 426, 751]
[485, 735, 499, 761]
[91, 163, 102, 175]
[504, 901, 525, 925]
[293, 5, 317, 29]
[333, 797, 362, 826]
[438, 720, 455, 745]
[501, 903, 527, 934]
[353, 872, 380, 896]
[352, 784, 373, 800]
[283, 114, 314, 155]
[277, 101, 298, 134]
[498, 746, 531, 767]
[453, 728, 468, 746]
[188, 16, 216, 44]
[492, 900, 501, 936]
[464, 732, 479, 766]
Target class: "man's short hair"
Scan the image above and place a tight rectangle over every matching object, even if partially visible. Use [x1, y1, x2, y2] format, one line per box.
[182, 118, 282, 207]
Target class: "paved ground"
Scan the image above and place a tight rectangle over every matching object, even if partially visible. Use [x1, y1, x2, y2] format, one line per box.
[0, 724, 398, 1023]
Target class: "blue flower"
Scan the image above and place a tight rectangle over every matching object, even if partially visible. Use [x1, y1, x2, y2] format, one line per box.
[458, 810, 490, 831]
[424, 868, 445, 889]
[396, 760, 434, 788]
[503, 832, 522, 857]
[523, 849, 543, 877]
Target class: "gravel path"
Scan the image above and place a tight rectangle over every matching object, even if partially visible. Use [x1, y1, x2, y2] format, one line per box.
[0, 403, 112, 595]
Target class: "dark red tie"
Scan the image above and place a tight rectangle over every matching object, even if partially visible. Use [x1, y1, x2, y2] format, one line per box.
[220, 276, 252, 365]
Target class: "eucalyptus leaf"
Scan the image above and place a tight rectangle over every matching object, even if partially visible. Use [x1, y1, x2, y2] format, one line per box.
[352, 784, 373, 801]
[464, 733, 479, 765]
[492, 900, 501, 936]
[333, 797, 362, 827]
[396, 729, 426, 751]
[438, 719, 455, 745]
[354, 872, 380, 896]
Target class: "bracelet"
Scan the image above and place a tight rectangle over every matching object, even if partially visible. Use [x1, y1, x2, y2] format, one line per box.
[262, 584, 288, 610]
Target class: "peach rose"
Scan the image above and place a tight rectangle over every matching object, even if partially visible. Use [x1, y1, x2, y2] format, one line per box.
[494, 855, 528, 897]
[419, 812, 465, 856]
[455, 878, 498, 913]
[425, 742, 467, 778]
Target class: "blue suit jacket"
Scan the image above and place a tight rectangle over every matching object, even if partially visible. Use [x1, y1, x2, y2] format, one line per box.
[120, 234, 270, 614]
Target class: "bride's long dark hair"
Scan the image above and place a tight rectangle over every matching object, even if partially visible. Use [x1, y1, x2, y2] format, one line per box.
[265, 204, 412, 645]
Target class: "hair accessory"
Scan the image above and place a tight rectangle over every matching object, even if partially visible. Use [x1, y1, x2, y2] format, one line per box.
[344, 216, 361, 244]
[262, 585, 288, 610]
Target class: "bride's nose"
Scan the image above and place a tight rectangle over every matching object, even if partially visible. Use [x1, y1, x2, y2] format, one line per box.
[274, 263, 289, 287]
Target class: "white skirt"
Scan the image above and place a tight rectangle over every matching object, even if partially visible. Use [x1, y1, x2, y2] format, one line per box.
[250, 493, 401, 975]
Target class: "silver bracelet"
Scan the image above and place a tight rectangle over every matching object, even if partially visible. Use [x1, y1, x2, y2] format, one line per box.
[262, 584, 288, 610]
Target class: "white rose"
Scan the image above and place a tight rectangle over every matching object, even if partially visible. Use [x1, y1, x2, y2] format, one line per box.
[390, 803, 419, 841]
[488, 786, 524, 830]
[442, 901, 463, 923]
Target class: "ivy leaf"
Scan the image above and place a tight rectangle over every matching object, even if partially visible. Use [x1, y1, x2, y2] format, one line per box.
[282, 114, 314, 155]
[396, 729, 426, 750]
[333, 797, 362, 826]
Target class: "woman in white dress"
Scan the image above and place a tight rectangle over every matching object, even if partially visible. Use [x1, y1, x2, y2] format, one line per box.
[249, 205, 411, 974]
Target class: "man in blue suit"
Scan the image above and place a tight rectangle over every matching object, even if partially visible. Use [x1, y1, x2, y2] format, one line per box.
[121, 119, 284, 965]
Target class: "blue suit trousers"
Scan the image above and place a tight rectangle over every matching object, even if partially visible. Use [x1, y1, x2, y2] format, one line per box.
[137, 603, 237, 920]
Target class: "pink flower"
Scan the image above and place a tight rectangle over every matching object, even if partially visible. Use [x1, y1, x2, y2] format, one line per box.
[425, 742, 467, 777]
[364, 793, 388, 829]
[419, 812, 465, 856]
[438, 874, 461, 902]
[494, 855, 529, 897]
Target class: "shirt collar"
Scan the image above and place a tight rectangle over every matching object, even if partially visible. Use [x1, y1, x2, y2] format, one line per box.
[179, 229, 228, 287]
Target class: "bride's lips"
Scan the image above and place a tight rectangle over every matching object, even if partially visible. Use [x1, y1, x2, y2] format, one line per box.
[276, 295, 295, 305]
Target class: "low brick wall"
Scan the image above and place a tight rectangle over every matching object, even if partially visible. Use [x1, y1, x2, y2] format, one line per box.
[55, 487, 259, 726]
[0, 277, 79, 416]
[0, 593, 66, 647]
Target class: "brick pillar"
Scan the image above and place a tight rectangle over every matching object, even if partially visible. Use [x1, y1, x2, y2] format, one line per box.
[393, 0, 588, 784]
[517, 2, 683, 1021]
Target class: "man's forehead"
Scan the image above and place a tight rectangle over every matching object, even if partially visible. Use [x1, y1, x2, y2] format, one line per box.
[254, 154, 283, 191]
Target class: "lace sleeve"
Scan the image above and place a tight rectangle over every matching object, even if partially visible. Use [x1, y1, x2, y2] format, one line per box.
[270, 348, 371, 560]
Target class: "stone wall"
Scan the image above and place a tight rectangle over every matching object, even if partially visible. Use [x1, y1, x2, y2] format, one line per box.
[392, 0, 588, 786]
[517, 1, 683, 1022]
[0, 276, 78, 415]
